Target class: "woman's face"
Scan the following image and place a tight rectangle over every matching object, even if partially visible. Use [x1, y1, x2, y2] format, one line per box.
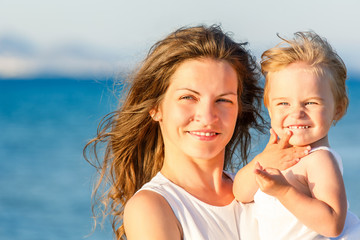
[153, 58, 239, 162]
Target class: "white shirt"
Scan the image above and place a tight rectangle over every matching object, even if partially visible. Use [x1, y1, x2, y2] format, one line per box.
[137, 172, 259, 240]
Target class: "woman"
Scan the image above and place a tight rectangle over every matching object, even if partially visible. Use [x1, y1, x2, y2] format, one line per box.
[84, 25, 309, 240]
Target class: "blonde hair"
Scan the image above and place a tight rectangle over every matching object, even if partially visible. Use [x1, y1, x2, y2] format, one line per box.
[84, 25, 264, 239]
[261, 31, 348, 121]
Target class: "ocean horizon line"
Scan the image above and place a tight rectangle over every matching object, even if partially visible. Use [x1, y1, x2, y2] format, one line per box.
[1, 73, 360, 82]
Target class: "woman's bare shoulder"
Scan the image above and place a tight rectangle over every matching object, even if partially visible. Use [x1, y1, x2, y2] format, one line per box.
[124, 190, 182, 240]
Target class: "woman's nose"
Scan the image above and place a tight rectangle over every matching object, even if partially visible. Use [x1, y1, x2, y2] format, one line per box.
[194, 102, 219, 125]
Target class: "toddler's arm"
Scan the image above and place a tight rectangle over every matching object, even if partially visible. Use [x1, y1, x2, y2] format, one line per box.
[254, 150, 347, 237]
[233, 129, 310, 203]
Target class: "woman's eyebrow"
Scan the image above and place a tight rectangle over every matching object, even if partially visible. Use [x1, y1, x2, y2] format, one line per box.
[175, 88, 200, 94]
[219, 92, 237, 97]
[176, 88, 237, 96]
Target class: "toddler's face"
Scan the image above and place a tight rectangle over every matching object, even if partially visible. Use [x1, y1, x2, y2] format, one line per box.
[267, 62, 339, 147]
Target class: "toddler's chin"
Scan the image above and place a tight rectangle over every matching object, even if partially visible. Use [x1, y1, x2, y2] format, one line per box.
[288, 138, 308, 147]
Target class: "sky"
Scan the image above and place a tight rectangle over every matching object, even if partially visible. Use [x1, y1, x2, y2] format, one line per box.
[1, 0, 360, 79]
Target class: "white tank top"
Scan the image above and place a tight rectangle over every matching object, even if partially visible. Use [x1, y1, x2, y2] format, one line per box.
[137, 172, 259, 240]
[253, 146, 342, 240]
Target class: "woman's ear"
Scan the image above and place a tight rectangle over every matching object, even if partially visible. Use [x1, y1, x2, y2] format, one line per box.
[149, 108, 162, 122]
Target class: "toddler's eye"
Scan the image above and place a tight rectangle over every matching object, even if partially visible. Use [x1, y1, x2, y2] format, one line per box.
[278, 102, 289, 106]
[305, 102, 317, 105]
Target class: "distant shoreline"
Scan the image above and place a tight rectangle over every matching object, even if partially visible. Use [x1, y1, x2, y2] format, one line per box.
[1, 75, 360, 82]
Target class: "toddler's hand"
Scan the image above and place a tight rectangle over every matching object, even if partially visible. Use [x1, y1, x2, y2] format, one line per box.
[254, 129, 310, 170]
[254, 162, 290, 198]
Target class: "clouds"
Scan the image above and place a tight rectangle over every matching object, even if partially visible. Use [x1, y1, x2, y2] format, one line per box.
[0, 0, 359, 79]
[0, 33, 138, 79]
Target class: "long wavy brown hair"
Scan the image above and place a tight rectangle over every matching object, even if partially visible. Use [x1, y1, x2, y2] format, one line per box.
[84, 25, 265, 239]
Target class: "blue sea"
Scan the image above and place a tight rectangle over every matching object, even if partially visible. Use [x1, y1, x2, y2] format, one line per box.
[1, 78, 359, 240]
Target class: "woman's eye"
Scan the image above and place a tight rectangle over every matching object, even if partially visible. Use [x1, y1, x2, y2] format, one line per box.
[180, 95, 195, 100]
[217, 98, 233, 103]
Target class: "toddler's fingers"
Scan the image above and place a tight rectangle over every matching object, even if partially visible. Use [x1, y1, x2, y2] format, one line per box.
[255, 161, 263, 171]
[254, 166, 272, 180]
[278, 130, 292, 148]
[268, 128, 278, 144]
[279, 158, 300, 170]
[288, 146, 311, 160]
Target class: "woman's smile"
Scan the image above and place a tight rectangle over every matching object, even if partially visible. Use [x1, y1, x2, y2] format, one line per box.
[187, 130, 220, 140]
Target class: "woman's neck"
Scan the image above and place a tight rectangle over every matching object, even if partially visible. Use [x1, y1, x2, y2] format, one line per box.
[160, 153, 234, 206]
